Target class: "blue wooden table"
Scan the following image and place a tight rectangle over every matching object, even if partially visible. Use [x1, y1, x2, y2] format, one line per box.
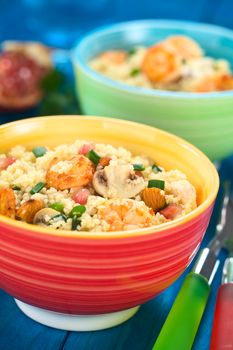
[0, 1, 233, 348]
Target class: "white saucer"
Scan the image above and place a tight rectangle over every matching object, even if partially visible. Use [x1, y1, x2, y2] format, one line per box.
[15, 299, 140, 331]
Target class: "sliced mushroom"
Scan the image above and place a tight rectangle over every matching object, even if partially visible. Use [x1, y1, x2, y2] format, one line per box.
[33, 208, 60, 226]
[93, 164, 146, 199]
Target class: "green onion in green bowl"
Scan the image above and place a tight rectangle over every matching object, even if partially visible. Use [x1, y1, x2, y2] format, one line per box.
[130, 68, 140, 77]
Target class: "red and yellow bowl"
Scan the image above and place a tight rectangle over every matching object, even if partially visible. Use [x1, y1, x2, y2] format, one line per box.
[0, 116, 219, 317]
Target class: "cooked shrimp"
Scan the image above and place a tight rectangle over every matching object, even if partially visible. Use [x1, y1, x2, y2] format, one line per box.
[165, 36, 203, 60]
[97, 200, 155, 231]
[219, 75, 233, 90]
[46, 155, 94, 191]
[142, 43, 182, 83]
[169, 180, 196, 211]
[0, 188, 16, 219]
[193, 74, 233, 92]
[99, 50, 127, 64]
[193, 76, 218, 92]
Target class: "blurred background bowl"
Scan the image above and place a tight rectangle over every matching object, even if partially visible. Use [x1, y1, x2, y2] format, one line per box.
[0, 116, 218, 330]
[73, 20, 233, 161]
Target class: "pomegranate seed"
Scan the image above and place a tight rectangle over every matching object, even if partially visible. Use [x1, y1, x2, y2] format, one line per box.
[159, 204, 182, 220]
[72, 188, 90, 205]
[0, 157, 16, 171]
[79, 143, 95, 155]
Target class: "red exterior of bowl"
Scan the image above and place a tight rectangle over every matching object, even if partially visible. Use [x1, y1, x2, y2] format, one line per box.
[1, 205, 213, 314]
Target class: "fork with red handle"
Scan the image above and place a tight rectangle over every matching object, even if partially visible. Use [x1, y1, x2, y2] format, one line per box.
[210, 257, 233, 350]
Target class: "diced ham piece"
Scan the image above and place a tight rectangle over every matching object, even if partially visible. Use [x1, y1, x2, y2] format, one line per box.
[0, 156, 16, 171]
[79, 143, 95, 155]
[159, 204, 183, 220]
[72, 188, 90, 205]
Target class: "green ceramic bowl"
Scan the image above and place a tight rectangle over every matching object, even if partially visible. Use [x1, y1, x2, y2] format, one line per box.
[72, 20, 233, 160]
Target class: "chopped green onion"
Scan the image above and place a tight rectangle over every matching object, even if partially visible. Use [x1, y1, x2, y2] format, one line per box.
[12, 185, 21, 191]
[152, 164, 162, 173]
[130, 68, 140, 77]
[133, 164, 145, 171]
[52, 214, 67, 222]
[71, 216, 81, 230]
[128, 47, 137, 56]
[86, 150, 101, 165]
[213, 62, 220, 71]
[69, 205, 86, 218]
[49, 202, 64, 212]
[148, 179, 165, 190]
[30, 182, 45, 194]
[32, 146, 47, 158]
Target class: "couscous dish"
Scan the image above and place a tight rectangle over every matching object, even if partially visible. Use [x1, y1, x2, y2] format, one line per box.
[90, 35, 233, 92]
[0, 140, 196, 232]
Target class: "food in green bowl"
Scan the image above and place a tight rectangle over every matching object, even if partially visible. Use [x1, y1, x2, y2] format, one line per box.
[90, 35, 233, 93]
[73, 20, 233, 160]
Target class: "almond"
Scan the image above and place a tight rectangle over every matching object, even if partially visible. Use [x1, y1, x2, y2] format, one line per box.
[16, 199, 45, 223]
[99, 157, 111, 168]
[0, 188, 16, 219]
[141, 187, 166, 212]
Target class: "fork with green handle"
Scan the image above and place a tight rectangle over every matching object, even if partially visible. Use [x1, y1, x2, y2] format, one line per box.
[152, 182, 231, 350]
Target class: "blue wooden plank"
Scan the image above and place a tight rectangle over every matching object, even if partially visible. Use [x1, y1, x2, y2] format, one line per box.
[0, 289, 68, 350]
[62, 279, 183, 350]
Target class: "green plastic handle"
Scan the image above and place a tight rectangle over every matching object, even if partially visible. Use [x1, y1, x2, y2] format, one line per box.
[152, 273, 210, 350]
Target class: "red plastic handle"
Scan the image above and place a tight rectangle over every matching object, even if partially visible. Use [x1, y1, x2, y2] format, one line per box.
[210, 283, 233, 350]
